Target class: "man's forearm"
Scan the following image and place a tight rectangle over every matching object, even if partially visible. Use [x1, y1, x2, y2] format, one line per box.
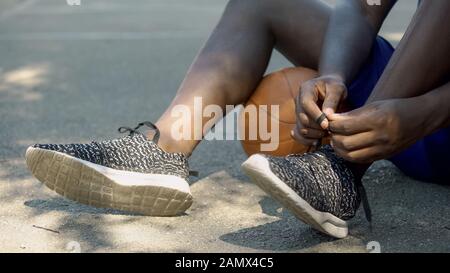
[319, 0, 394, 83]
[367, 0, 450, 104]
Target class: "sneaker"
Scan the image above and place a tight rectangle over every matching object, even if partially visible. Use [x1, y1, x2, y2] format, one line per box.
[25, 122, 194, 216]
[241, 145, 366, 238]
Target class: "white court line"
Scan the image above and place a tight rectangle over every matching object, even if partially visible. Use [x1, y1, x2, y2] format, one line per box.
[0, 0, 40, 22]
[0, 31, 207, 40]
[13, 3, 223, 15]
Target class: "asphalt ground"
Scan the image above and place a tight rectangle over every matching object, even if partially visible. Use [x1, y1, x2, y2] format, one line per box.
[0, 0, 448, 252]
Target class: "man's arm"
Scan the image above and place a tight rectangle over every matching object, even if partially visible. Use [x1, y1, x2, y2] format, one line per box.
[367, 0, 450, 103]
[327, 0, 450, 163]
[327, 80, 450, 163]
[319, 0, 396, 83]
[293, 0, 396, 145]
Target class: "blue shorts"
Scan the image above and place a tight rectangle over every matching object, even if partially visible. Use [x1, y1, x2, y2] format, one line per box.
[347, 36, 450, 184]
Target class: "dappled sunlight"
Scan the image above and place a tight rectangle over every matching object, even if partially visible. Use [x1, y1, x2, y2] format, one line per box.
[1, 156, 449, 252]
[0, 63, 50, 102]
[0, 166, 135, 252]
[24, 198, 143, 216]
[2, 65, 47, 87]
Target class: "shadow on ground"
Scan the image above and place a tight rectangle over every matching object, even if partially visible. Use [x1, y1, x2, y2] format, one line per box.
[24, 198, 139, 216]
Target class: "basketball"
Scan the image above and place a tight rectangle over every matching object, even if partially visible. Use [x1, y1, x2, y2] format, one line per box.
[239, 67, 318, 157]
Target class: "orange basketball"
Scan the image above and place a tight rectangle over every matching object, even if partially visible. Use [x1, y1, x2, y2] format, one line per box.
[239, 67, 318, 157]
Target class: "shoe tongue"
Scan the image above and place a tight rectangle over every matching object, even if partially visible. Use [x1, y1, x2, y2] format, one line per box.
[142, 129, 159, 143]
[136, 122, 160, 143]
[127, 130, 164, 148]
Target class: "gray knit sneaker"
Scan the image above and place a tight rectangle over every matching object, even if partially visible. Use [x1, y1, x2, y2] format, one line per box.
[25, 122, 193, 216]
[241, 145, 364, 238]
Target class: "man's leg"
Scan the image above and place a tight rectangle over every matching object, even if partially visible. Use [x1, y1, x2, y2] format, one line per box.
[155, 0, 332, 155]
[27, 0, 338, 216]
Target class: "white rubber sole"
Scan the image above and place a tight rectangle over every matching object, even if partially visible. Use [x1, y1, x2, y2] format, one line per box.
[241, 154, 349, 239]
[25, 147, 193, 216]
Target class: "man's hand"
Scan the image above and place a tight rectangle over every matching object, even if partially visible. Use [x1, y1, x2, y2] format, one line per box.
[292, 75, 347, 146]
[328, 98, 431, 164]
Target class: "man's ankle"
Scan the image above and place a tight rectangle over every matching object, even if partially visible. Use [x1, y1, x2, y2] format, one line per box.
[146, 130, 194, 156]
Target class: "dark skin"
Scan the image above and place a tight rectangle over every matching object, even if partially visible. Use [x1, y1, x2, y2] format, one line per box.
[153, 0, 450, 171]
[295, 0, 450, 165]
[329, 85, 450, 163]
[294, 0, 396, 145]
[155, 0, 333, 155]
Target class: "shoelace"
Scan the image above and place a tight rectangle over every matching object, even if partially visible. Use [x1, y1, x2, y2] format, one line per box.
[118, 121, 160, 144]
[357, 179, 372, 224]
[118, 121, 198, 177]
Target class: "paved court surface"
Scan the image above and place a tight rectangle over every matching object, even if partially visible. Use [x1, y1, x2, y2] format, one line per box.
[0, 0, 449, 253]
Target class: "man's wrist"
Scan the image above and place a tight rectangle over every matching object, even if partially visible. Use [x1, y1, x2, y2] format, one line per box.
[318, 72, 346, 84]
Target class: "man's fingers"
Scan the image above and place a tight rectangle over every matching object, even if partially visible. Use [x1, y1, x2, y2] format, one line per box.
[298, 113, 323, 130]
[298, 86, 328, 129]
[322, 83, 346, 116]
[291, 125, 319, 146]
[328, 112, 370, 135]
[332, 144, 383, 164]
[331, 132, 376, 152]
[315, 80, 327, 99]
[300, 127, 327, 139]
[295, 116, 325, 144]
[329, 119, 367, 135]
